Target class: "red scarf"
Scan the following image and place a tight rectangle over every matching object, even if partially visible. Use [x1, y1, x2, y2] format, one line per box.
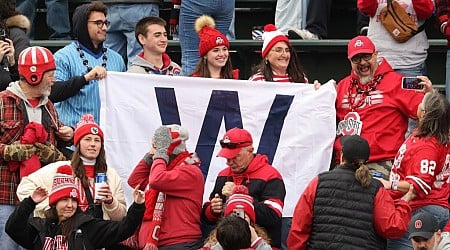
[143, 151, 191, 248]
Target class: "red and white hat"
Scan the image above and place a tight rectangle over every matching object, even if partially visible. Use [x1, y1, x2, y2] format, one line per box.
[49, 165, 79, 206]
[74, 114, 104, 146]
[18, 46, 56, 85]
[195, 15, 229, 57]
[224, 185, 256, 223]
[261, 24, 290, 58]
[347, 35, 376, 59]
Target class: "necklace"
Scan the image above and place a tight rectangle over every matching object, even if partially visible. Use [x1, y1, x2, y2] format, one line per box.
[77, 42, 107, 72]
[346, 74, 383, 111]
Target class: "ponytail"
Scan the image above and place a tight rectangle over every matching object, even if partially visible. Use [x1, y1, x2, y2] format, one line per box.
[355, 162, 371, 188]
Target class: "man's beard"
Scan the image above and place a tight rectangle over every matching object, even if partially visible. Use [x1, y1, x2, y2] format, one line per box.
[360, 76, 373, 84]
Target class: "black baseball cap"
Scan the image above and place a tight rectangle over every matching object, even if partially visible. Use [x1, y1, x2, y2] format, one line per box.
[408, 211, 439, 240]
[341, 135, 370, 164]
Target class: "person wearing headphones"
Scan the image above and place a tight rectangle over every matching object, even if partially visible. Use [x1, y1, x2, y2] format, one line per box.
[0, 46, 73, 250]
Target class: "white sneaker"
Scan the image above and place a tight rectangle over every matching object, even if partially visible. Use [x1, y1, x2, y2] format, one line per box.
[288, 28, 319, 40]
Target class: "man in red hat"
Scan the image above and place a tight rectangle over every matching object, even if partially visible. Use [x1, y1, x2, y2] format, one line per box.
[0, 46, 73, 250]
[201, 127, 286, 249]
[334, 35, 432, 179]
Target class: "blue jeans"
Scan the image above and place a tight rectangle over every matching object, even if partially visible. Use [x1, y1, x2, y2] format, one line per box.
[387, 205, 449, 250]
[16, 0, 71, 40]
[179, 0, 235, 75]
[446, 50, 450, 101]
[281, 217, 292, 250]
[0, 205, 23, 250]
[105, 4, 159, 67]
[395, 62, 427, 138]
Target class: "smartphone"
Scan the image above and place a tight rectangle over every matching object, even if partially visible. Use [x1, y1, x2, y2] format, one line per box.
[401, 77, 422, 90]
[232, 208, 245, 219]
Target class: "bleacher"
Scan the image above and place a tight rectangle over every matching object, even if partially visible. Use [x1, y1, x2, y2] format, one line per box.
[30, 0, 447, 90]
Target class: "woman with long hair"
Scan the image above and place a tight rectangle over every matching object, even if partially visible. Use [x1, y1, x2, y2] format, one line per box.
[190, 15, 238, 79]
[380, 90, 450, 250]
[17, 114, 127, 221]
[249, 24, 307, 83]
[6, 165, 145, 249]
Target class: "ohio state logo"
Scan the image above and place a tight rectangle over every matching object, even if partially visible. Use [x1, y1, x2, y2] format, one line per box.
[336, 111, 363, 136]
[216, 36, 224, 45]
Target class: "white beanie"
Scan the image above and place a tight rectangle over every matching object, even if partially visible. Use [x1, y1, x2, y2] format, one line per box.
[261, 24, 290, 58]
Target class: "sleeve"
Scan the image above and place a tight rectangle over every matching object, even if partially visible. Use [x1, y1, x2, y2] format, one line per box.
[88, 202, 145, 248]
[436, 0, 449, 25]
[357, 0, 379, 17]
[5, 197, 40, 249]
[16, 162, 60, 217]
[49, 76, 88, 103]
[148, 159, 204, 196]
[403, 144, 444, 199]
[9, 28, 30, 60]
[412, 0, 435, 20]
[373, 187, 412, 239]
[8, 63, 19, 82]
[201, 175, 227, 223]
[127, 154, 152, 190]
[54, 48, 72, 81]
[254, 177, 285, 228]
[287, 177, 318, 250]
[103, 167, 127, 221]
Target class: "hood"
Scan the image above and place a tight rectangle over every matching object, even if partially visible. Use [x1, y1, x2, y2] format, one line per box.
[72, 4, 103, 54]
[7, 81, 50, 107]
[350, 57, 394, 82]
[5, 14, 30, 34]
[131, 52, 173, 72]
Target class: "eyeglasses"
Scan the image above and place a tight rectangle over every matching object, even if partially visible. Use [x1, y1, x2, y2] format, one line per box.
[88, 20, 111, 28]
[271, 47, 291, 54]
[219, 140, 251, 149]
[351, 53, 373, 64]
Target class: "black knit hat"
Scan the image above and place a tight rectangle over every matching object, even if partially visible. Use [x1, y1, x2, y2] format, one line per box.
[341, 135, 370, 164]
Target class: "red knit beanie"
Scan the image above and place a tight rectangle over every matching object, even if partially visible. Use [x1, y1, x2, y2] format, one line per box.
[73, 114, 104, 146]
[49, 165, 79, 206]
[195, 15, 229, 57]
[224, 185, 256, 223]
[261, 24, 290, 58]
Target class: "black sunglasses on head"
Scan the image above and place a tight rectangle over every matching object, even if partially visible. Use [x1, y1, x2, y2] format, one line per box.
[219, 140, 251, 149]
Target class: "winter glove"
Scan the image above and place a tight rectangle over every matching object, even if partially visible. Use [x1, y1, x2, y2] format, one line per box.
[34, 142, 66, 164]
[2, 142, 36, 161]
[152, 126, 182, 163]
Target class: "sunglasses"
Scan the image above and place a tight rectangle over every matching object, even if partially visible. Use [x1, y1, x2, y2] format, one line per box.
[219, 140, 251, 149]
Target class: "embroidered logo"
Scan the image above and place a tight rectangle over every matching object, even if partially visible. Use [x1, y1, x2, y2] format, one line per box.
[336, 112, 363, 136]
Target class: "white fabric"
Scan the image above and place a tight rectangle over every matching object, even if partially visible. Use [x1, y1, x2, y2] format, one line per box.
[99, 72, 336, 216]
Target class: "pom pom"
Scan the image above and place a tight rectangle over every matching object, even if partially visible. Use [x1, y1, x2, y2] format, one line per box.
[232, 185, 249, 195]
[76, 114, 95, 129]
[195, 15, 216, 34]
[264, 24, 277, 33]
[57, 165, 73, 175]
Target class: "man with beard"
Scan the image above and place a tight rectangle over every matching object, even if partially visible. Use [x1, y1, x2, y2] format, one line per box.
[0, 46, 73, 250]
[334, 36, 430, 179]
[53, 1, 125, 129]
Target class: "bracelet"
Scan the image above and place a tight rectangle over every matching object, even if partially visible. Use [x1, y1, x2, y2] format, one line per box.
[173, 4, 181, 9]
[391, 180, 398, 191]
[441, 21, 448, 34]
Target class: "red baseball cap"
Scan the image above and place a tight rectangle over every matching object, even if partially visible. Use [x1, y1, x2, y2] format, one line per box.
[347, 35, 376, 59]
[217, 128, 253, 159]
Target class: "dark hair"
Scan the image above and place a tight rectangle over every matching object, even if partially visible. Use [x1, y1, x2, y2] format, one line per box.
[216, 215, 251, 250]
[44, 204, 82, 239]
[0, 1, 19, 21]
[86, 1, 108, 19]
[252, 43, 307, 82]
[135, 16, 167, 47]
[191, 51, 234, 79]
[71, 144, 107, 188]
[416, 90, 450, 145]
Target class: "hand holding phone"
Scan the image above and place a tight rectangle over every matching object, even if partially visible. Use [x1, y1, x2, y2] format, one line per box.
[401, 77, 422, 90]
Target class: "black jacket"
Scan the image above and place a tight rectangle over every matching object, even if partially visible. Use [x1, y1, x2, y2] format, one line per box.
[6, 197, 145, 250]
